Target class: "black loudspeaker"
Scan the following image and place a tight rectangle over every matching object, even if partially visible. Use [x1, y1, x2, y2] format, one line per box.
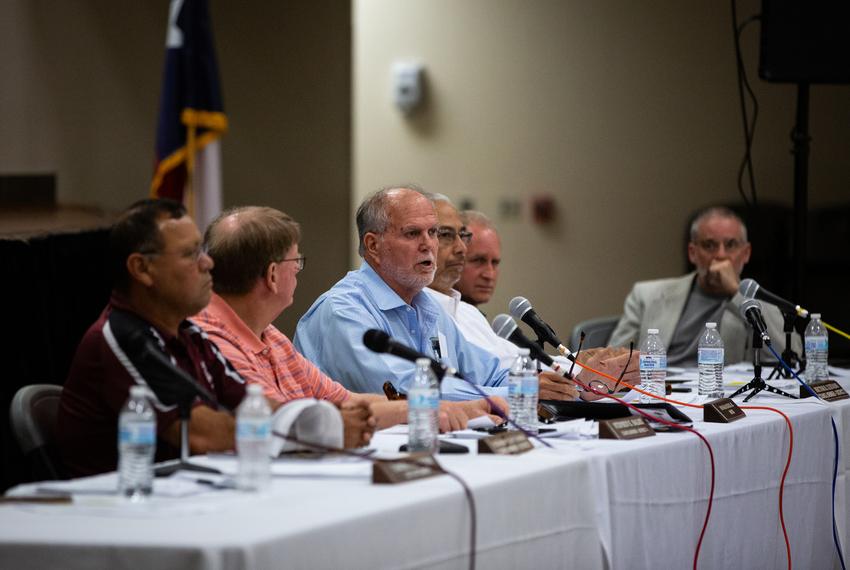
[758, 1, 850, 84]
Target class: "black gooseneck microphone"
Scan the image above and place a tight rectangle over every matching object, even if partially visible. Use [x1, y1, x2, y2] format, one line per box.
[362, 329, 464, 381]
[739, 278, 809, 318]
[508, 296, 570, 355]
[125, 330, 221, 411]
[740, 299, 771, 344]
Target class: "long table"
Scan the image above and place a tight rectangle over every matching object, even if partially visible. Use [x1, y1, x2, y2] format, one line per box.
[2, 375, 849, 569]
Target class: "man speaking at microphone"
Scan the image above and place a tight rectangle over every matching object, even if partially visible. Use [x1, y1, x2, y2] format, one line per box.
[609, 206, 799, 364]
[294, 186, 577, 401]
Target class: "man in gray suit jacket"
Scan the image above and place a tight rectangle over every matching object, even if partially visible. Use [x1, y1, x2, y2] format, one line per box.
[609, 207, 799, 365]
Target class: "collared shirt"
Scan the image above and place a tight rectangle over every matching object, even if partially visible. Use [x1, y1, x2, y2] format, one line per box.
[57, 294, 246, 477]
[294, 262, 509, 400]
[194, 293, 350, 405]
[425, 288, 520, 369]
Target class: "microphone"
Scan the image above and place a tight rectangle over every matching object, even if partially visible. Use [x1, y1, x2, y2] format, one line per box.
[491, 314, 574, 375]
[362, 329, 464, 381]
[125, 330, 221, 411]
[739, 278, 809, 318]
[740, 299, 771, 344]
[508, 296, 570, 355]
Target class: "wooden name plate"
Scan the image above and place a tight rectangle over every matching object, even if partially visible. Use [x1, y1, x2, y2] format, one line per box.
[703, 398, 746, 423]
[598, 416, 655, 440]
[478, 430, 534, 455]
[800, 380, 849, 402]
[372, 454, 443, 484]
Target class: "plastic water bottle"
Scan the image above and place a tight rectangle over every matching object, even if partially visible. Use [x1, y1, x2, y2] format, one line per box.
[698, 322, 724, 398]
[237, 384, 272, 491]
[407, 358, 439, 453]
[117, 386, 156, 500]
[509, 349, 539, 435]
[639, 328, 667, 404]
[805, 313, 829, 382]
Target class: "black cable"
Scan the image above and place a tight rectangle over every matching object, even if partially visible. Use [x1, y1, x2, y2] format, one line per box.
[272, 430, 477, 570]
[731, 1, 761, 208]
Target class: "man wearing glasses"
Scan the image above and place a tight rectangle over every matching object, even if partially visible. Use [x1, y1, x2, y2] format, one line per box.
[424, 195, 528, 370]
[57, 199, 246, 477]
[295, 185, 579, 401]
[609, 206, 797, 365]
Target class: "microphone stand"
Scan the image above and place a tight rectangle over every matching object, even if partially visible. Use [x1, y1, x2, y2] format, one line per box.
[767, 310, 802, 380]
[729, 329, 798, 402]
[154, 399, 222, 476]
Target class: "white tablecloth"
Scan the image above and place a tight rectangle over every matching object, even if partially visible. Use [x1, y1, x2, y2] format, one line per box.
[2, 374, 848, 570]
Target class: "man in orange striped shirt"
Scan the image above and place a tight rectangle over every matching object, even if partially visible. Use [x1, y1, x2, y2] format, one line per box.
[194, 206, 503, 435]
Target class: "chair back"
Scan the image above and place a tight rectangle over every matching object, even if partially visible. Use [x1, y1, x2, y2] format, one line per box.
[9, 384, 63, 480]
[570, 316, 621, 351]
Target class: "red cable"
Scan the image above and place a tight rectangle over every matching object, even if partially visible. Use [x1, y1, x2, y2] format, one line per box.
[573, 359, 796, 569]
[569, 371, 715, 570]
[739, 405, 794, 570]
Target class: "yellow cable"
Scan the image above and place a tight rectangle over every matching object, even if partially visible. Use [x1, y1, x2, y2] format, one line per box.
[823, 321, 850, 342]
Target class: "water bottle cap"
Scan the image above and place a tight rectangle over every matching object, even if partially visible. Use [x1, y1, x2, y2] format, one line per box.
[415, 357, 431, 367]
[705, 322, 717, 329]
[247, 384, 263, 396]
[811, 313, 821, 319]
[517, 348, 531, 356]
[129, 385, 148, 398]
[647, 328, 659, 334]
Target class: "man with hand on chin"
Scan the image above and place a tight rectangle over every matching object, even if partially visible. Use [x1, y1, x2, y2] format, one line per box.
[610, 206, 799, 365]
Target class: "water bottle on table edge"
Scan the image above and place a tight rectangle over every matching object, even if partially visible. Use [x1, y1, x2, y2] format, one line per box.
[804, 313, 829, 382]
[639, 328, 667, 404]
[237, 384, 272, 491]
[509, 348, 539, 435]
[698, 322, 724, 399]
[408, 358, 440, 453]
[118, 385, 156, 500]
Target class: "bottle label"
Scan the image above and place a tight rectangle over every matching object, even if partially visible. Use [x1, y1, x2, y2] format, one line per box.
[639, 354, 667, 370]
[237, 420, 271, 441]
[408, 391, 439, 410]
[520, 375, 538, 396]
[119, 423, 155, 445]
[698, 348, 724, 365]
[805, 338, 828, 351]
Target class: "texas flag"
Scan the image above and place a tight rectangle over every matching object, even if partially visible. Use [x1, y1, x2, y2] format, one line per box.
[151, 0, 227, 230]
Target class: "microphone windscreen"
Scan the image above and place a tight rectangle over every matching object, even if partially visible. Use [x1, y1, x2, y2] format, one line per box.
[739, 278, 759, 298]
[508, 296, 532, 319]
[362, 329, 390, 353]
[491, 313, 518, 339]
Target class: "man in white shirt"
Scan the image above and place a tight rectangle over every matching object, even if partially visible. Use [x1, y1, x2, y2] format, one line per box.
[424, 195, 640, 390]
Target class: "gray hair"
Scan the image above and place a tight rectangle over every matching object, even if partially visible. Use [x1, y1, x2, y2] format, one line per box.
[689, 206, 748, 242]
[460, 210, 496, 231]
[356, 184, 432, 257]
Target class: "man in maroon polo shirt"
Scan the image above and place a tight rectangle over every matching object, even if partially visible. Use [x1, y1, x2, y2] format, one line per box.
[57, 199, 246, 477]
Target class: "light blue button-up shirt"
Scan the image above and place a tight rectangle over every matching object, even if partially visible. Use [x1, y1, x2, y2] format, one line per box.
[294, 262, 509, 400]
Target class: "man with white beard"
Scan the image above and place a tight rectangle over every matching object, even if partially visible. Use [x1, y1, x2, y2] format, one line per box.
[295, 185, 578, 402]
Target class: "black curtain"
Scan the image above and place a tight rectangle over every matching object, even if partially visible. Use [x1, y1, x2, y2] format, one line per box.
[1, 228, 112, 491]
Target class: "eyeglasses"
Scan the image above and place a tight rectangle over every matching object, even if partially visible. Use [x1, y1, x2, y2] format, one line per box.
[571, 334, 634, 395]
[437, 227, 473, 245]
[280, 256, 306, 271]
[695, 238, 745, 253]
[141, 244, 208, 263]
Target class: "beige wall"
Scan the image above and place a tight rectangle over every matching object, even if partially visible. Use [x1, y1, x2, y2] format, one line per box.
[353, 0, 850, 340]
[0, 0, 351, 336]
